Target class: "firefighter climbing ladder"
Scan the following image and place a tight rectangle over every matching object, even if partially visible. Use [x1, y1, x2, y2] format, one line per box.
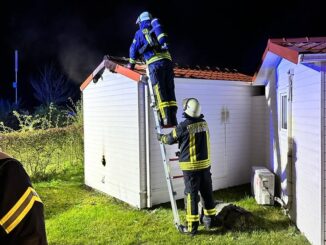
[145, 69, 181, 230]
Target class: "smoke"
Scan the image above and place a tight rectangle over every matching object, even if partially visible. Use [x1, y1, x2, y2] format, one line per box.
[58, 40, 103, 85]
[49, 15, 103, 85]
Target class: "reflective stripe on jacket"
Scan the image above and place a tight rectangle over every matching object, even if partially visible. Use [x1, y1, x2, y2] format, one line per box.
[0, 158, 47, 244]
[161, 115, 211, 171]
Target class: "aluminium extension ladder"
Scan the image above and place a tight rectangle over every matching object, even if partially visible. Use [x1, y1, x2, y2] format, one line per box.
[145, 70, 182, 231]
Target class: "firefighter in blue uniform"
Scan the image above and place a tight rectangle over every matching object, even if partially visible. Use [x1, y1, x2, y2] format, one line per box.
[127, 11, 178, 127]
[0, 151, 47, 245]
[158, 98, 217, 235]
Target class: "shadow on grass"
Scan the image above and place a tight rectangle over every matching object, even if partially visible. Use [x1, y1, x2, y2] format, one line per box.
[150, 183, 252, 211]
[33, 165, 84, 183]
[213, 184, 252, 203]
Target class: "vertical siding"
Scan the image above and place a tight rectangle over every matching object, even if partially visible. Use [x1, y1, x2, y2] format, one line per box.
[83, 69, 143, 208]
[149, 79, 253, 205]
[292, 62, 321, 245]
[265, 59, 322, 245]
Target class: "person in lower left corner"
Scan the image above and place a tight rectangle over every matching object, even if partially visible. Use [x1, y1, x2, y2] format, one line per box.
[0, 151, 48, 245]
[157, 98, 219, 236]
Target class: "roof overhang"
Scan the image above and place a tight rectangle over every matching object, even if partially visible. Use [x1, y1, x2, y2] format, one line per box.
[264, 40, 299, 64]
[80, 57, 145, 91]
[253, 51, 282, 85]
[253, 37, 326, 85]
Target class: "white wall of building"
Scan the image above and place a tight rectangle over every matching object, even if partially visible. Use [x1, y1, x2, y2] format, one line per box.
[148, 78, 253, 206]
[83, 69, 144, 208]
[264, 58, 322, 245]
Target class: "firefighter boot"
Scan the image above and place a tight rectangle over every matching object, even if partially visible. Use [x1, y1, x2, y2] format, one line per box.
[202, 215, 220, 230]
[179, 224, 198, 236]
[169, 106, 178, 127]
[162, 107, 178, 128]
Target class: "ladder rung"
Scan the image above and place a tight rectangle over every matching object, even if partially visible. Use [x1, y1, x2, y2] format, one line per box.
[169, 158, 179, 161]
[172, 175, 184, 179]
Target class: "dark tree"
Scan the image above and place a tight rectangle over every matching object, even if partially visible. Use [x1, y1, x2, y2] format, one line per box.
[30, 64, 75, 106]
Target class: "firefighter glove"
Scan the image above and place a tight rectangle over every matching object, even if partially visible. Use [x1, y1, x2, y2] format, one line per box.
[126, 63, 135, 70]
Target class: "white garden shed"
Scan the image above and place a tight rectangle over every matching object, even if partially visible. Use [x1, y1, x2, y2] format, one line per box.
[80, 56, 257, 209]
[253, 37, 326, 245]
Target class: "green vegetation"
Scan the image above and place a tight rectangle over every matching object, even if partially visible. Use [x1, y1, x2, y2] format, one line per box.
[0, 99, 83, 132]
[0, 99, 83, 180]
[34, 165, 309, 245]
[0, 125, 82, 181]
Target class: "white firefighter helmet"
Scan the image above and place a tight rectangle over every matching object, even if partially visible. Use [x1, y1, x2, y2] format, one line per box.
[136, 11, 152, 24]
[182, 98, 201, 118]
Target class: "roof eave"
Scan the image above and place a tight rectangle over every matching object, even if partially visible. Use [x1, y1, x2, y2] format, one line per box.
[80, 61, 105, 91]
[253, 51, 282, 85]
[267, 41, 299, 64]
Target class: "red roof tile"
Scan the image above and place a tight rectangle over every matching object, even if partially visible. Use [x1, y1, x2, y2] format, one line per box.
[80, 56, 252, 90]
[253, 37, 326, 83]
[108, 56, 252, 82]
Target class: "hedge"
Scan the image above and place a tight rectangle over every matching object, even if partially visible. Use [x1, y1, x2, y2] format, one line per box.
[0, 125, 83, 181]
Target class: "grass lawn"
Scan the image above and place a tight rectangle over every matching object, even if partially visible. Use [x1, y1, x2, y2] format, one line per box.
[35, 167, 310, 245]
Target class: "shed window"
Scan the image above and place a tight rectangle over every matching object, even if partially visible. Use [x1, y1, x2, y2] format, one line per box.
[281, 94, 287, 130]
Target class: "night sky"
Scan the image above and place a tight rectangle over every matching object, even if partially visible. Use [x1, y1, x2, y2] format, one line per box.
[0, 0, 325, 108]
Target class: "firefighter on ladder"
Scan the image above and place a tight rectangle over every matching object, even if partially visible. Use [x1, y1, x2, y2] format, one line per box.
[0, 151, 47, 245]
[127, 11, 178, 127]
[158, 98, 218, 235]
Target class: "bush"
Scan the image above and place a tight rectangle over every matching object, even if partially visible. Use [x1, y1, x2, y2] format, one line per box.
[0, 99, 83, 132]
[33, 103, 71, 129]
[0, 125, 83, 181]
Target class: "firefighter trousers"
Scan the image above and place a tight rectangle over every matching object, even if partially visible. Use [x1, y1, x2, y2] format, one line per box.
[148, 59, 178, 127]
[183, 167, 216, 232]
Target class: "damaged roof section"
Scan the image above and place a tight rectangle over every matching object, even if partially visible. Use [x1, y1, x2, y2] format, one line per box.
[80, 56, 253, 91]
[108, 56, 252, 82]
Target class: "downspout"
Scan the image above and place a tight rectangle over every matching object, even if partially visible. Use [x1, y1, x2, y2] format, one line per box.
[138, 83, 148, 208]
[274, 69, 294, 215]
[286, 69, 294, 212]
[145, 83, 152, 208]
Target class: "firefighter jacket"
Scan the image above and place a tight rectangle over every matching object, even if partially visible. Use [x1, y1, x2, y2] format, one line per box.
[129, 20, 172, 65]
[0, 157, 47, 245]
[161, 114, 211, 171]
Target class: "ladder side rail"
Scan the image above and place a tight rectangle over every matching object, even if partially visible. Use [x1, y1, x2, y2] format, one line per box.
[146, 72, 181, 228]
